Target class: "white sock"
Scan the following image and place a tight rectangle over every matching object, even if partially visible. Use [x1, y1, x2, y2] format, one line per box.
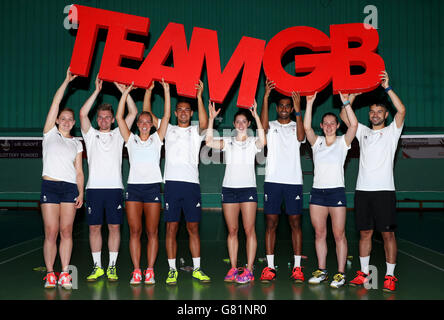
[168, 258, 176, 270]
[386, 262, 396, 276]
[360, 256, 370, 274]
[266, 255, 275, 269]
[92, 251, 102, 268]
[294, 255, 301, 268]
[109, 252, 118, 267]
[192, 257, 201, 270]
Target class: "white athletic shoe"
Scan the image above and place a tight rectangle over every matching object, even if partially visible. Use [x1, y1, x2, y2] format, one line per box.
[130, 269, 143, 285]
[144, 269, 156, 284]
[330, 273, 346, 288]
[44, 272, 57, 289]
[308, 269, 328, 284]
[58, 272, 73, 290]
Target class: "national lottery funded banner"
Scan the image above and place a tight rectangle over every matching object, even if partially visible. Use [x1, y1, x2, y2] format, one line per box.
[0, 138, 43, 159]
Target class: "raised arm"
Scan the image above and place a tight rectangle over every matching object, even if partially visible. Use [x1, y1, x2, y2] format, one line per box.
[116, 83, 134, 142]
[196, 80, 209, 131]
[142, 81, 159, 128]
[74, 152, 84, 209]
[339, 92, 360, 128]
[292, 91, 305, 142]
[380, 71, 406, 128]
[79, 74, 102, 134]
[157, 79, 171, 141]
[114, 82, 138, 129]
[303, 92, 318, 146]
[44, 68, 77, 134]
[339, 92, 359, 146]
[260, 78, 275, 132]
[205, 101, 224, 150]
[250, 100, 267, 149]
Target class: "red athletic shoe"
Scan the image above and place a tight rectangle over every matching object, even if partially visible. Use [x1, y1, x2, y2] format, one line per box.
[260, 267, 276, 283]
[44, 272, 57, 289]
[130, 269, 142, 285]
[291, 267, 304, 283]
[58, 271, 72, 290]
[349, 270, 369, 287]
[383, 275, 398, 292]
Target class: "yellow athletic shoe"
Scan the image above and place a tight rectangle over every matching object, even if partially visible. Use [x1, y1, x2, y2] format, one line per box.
[192, 268, 211, 283]
[87, 265, 105, 282]
[107, 265, 119, 282]
[166, 269, 178, 285]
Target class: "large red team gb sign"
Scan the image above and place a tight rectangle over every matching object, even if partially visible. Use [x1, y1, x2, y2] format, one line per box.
[68, 5, 385, 108]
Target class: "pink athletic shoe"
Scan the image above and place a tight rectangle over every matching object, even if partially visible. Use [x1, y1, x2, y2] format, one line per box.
[224, 267, 239, 282]
[236, 268, 254, 284]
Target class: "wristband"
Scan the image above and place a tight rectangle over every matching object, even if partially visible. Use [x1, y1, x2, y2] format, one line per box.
[385, 86, 392, 93]
[294, 112, 301, 116]
[342, 101, 350, 108]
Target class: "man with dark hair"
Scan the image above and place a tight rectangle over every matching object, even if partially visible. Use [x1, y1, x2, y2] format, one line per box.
[79, 76, 138, 282]
[259, 79, 306, 283]
[144, 80, 210, 285]
[340, 71, 406, 292]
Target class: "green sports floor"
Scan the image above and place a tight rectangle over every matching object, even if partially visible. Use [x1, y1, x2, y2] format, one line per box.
[0, 209, 443, 300]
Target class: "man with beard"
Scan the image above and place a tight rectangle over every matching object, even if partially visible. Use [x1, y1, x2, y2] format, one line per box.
[339, 71, 406, 292]
[259, 79, 306, 283]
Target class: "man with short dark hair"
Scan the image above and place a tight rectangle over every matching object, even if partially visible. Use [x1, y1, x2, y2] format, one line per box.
[79, 76, 138, 282]
[259, 79, 306, 283]
[340, 70, 406, 292]
[144, 80, 210, 285]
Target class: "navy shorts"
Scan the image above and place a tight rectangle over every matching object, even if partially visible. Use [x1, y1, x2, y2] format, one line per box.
[354, 190, 397, 232]
[125, 183, 162, 203]
[40, 180, 79, 204]
[309, 187, 347, 207]
[86, 189, 124, 225]
[264, 182, 303, 215]
[222, 187, 258, 203]
[164, 181, 202, 223]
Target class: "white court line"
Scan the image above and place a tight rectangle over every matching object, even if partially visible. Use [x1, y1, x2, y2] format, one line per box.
[0, 246, 42, 266]
[397, 237, 444, 257]
[374, 239, 444, 273]
[397, 249, 444, 272]
[0, 236, 43, 253]
[0, 230, 84, 266]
